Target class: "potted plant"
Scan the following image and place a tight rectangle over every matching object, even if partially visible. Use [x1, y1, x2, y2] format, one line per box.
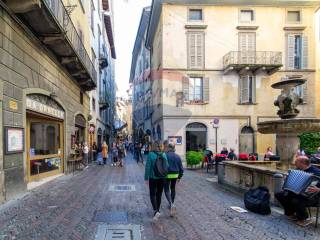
[186, 151, 203, 168]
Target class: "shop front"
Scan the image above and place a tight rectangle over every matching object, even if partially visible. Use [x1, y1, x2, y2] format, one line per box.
[26, 94, 65, 182]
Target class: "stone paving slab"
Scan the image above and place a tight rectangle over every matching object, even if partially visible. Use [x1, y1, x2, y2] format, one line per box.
[0, 155, 319, 240]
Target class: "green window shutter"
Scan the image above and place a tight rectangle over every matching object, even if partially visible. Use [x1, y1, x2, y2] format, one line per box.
[302, 82, 308, 103]
[302, 35, 308, 69]
[183, 76, 189, 101]
[287, 34, 295, 69]
[203, 77, 209, 102]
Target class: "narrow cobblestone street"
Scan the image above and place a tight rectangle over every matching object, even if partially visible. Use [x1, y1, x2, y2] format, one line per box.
[0, 155, 319, 240]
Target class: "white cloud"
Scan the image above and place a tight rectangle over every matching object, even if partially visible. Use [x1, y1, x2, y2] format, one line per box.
[114, 0, 151, 98]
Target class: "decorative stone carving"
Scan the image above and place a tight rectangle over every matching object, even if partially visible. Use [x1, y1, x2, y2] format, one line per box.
[272, 79, 305, 119]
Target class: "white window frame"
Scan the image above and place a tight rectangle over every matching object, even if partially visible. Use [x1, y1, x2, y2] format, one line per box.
[239, 9, 255, 23]
[188, 8, 204, 22]
[188, 77, 203, 101]
[286, 9, 302, 24]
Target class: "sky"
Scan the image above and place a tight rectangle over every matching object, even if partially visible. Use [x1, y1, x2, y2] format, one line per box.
[113, 0, 151, 98]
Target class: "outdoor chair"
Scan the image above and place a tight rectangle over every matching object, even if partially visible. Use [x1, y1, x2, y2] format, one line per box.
[207, 157, 215, 173]
[238, 153, 249, 161]
[215, 154, 227, 174]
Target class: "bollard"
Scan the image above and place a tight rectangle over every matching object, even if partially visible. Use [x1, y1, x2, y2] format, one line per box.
[217, 162, 225, 184]
[273, 172, 284, 194]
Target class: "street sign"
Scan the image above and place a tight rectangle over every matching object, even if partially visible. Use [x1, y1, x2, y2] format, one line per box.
[212, 118, 220, 128]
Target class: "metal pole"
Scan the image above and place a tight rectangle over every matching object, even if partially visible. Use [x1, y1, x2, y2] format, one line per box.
[215, 127, 218, 153]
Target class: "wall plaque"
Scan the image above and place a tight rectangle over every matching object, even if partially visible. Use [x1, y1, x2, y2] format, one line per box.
[9, 100, 18, 110]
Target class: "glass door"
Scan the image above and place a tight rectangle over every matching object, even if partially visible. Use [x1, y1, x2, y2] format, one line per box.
[27, 116, 64, 181]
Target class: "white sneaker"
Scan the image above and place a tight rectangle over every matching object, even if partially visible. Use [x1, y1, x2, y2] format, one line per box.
[153, 211, 161, 221]
[170, 204, 176, 217]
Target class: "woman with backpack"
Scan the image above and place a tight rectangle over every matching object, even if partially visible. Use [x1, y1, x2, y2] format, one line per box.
[144, 141, 169, 221]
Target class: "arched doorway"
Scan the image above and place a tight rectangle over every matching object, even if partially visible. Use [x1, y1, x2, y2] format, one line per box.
[186, 123, 207, 152]
[239, 126, 254, 154]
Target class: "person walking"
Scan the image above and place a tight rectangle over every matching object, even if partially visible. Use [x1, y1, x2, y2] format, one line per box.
[101, 141, 108, 165]
[163, 143, 184, 217]
[136, 142, 143, 164]
[83, 142, 89, 166]
[92, 142, 98, 162]
[117, 141, 125, 167]
[111, 142, 118, 166]
[144, 141, 169, 221]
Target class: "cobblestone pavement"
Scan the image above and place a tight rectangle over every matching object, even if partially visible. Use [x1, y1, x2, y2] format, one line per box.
[0, 154, 319, 240]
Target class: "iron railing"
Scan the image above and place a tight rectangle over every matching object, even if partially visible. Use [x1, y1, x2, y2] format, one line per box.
[223, 51, 282, 69]
[43, 0, 97, 85]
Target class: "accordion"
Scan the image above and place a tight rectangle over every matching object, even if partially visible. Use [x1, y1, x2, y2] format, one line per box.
[283, 170, 319, 197]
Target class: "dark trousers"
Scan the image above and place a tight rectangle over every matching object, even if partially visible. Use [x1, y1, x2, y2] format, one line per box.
[136, 150, 143, 163]
[164, 178, 177, 205]
[103, 158, 107, 164]
[149, 178, 165, 213]
[275, 191, 319, 220]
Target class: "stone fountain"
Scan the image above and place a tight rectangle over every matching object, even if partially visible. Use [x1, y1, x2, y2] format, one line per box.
[257, 78, 320, 170]
[219, 77, 320, 200]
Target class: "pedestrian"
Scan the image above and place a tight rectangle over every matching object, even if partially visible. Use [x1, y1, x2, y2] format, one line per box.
[136, 142, 143, 164]
[111, 142, 118, 166]
[117, 141, 125, 167]
[227, 148, 237, 160]
[102, 141, 108, 165]
[163, 143, 184, 217]
[264, 146, 274, 160]
[92, 142, 98, 161]
[83, 142, 89, 166]
[163, 140, 169, 153]
[144, 141, 169, 221]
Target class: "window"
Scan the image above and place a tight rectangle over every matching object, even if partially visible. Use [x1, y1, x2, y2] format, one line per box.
[80, 92, 83, 105]
[189, 77, 203, 101]
[287, 34, 308, 69]
[92, 97, 96, 111]
[239, 75, 256, 104]
[183, 77, 209, 103]
[295, 83, 308, 103]
[187, 32, 204, 69]
[240, 10, 254, 22]
[287, 10, 301, 22]
[91, 0, 95, 33]
[189, 9, 203, 21]
[239, 32, 256, 64]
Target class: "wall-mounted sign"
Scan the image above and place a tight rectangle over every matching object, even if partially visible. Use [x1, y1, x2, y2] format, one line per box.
[9, 100, 18, 110]
[211, 118, 220, 128]
[26, 97, 64, 119]
[5, 127, 24, 154]
[168, 136, 182, 145]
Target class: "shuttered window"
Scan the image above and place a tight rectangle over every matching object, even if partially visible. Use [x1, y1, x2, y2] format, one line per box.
[238, 33, 256, 64]
[182, 76, 209, 103]
[187, 32, 204, 69]
[239, 75, 256, 104]
[287, 34, 308, 69]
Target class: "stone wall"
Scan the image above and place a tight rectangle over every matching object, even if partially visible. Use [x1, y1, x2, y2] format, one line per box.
[0, 6, 90, 201]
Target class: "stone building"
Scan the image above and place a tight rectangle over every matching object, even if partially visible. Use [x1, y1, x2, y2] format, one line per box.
[145, 0, 320, 159]
[130, 7, 151, 143]
[0, 0, 97, 202]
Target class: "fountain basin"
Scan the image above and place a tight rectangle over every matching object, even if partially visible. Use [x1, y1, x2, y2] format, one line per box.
[257, 118, 320, 134]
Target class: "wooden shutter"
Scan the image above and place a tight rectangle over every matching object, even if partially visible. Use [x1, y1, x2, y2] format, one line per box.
[240, 76, 249, 103]
[188, 32, 204, 69]
[287, 34, 295, 69]
[302, 82, 308, 103]
[251, 76, 256, 103]
[203, 77, 209, 102]
[302, 35, 308, 69]
[247, 33, 256, 64]
[239, 33, 247, 64]
[182, 76, 189, 101]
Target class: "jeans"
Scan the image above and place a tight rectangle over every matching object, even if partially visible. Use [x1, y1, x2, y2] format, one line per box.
[275, 191, 319, 220]
[164, 178, 178, 206]
[149, 178, 165, 213]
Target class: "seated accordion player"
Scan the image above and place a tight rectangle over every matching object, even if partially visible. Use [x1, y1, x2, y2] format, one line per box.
[283, 170, 320, 197]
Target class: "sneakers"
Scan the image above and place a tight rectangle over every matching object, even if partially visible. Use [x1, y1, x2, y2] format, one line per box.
[296, 218, 313, 227]
[170, 204, 176, 217]
[153, 211, 161, 221]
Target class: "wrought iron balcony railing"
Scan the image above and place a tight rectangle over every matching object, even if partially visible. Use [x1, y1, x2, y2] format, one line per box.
[223, 51, 282, 68]
[43, 0, 97, 86]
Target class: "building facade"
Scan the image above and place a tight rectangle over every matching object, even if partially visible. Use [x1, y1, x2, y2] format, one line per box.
[146, 0, 320, 159]
[0, 0, 98, 202]
[87, 0, 116, 152]
[130, 7, 151, 143]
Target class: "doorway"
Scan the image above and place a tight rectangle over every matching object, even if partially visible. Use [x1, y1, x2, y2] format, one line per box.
[186, 122, 207, 152]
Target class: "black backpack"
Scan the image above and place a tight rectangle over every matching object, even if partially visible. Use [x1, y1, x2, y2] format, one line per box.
[244, 186, 271, 215]
[153, 152, 168, 178]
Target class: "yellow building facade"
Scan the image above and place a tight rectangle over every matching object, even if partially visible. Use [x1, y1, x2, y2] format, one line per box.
[146, 0, 320, 159]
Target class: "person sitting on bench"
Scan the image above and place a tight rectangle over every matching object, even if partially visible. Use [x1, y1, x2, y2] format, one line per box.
[275, 156, 320, 227]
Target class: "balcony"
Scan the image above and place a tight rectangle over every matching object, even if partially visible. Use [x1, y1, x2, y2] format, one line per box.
[6, 0, 97, 91]
[99, 97, 109, 110]
[223, 51, 282, 75]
